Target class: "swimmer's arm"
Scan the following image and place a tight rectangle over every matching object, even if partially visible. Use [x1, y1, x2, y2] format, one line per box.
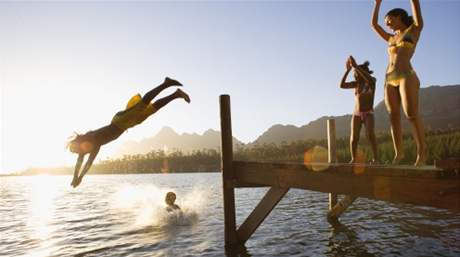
[371, 0, 392, 42]
[410, 0, 423, 30]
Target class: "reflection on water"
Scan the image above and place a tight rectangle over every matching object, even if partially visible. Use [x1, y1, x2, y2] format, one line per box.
[26, 176, 59, 257]
[327, 219, 375, 257]
[1, 174, 459, 257]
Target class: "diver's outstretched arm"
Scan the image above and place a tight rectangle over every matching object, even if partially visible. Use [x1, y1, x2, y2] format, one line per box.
[371, 0, 391, 42]
[74, 147, 100, 187]
[71, 154, 84, 187]
[410, 0, 423, 29]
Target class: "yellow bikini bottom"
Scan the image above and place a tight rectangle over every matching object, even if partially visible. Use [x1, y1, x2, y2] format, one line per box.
[385, 70, 415, 87]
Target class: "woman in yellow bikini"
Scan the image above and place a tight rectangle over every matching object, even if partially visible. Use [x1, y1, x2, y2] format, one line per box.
[67, 77, 190, 187]
[371, 0, 426, 166]
[340, 56, 378, 164]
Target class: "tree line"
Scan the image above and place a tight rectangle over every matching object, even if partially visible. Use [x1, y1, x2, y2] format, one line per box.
[89, 129, 460, 174]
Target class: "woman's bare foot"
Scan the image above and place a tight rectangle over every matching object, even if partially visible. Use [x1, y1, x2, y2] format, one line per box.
[414, 153, 426, 167]
[164, 77, 183, 87]
[349, 159, 355, 164]
[369, 159, 379, 165]
[392, 154, 404, 165]
[176, 89, 190, 103]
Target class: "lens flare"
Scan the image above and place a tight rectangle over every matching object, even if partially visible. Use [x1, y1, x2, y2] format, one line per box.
[304, 145, 329, 171]
[162, 159, 169, 173]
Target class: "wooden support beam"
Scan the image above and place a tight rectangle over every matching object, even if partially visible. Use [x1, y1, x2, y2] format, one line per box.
[327, 195, 358, 219]
[327, 119, 338, 210]
[237, 187, 289, 244]
[220, 95, 238, 249]
[234, 161, 460, 212]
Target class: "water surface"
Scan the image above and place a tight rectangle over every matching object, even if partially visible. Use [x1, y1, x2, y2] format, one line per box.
[1, 173, 459, 256]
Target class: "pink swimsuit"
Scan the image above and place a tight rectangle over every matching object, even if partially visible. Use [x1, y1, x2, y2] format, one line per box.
[354, 110, 374, 122]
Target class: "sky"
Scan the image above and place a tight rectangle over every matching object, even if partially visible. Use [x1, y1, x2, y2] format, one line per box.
[1, 0, 460, 174]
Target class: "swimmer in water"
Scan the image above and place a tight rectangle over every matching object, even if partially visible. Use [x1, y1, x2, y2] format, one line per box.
[165, 192, 181, 212]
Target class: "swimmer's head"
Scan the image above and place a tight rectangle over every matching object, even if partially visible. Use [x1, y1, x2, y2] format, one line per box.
[165, 192, 176, 205]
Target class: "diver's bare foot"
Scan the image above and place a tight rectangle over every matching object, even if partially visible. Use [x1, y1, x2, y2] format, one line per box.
[176, 89, 190, 103]
[392, 155, 404, 165]
[414, 153, 426, 167]
[164, 77, 183, 87]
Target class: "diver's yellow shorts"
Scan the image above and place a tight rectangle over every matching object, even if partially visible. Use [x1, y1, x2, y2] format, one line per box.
[111, 94, 157, 131]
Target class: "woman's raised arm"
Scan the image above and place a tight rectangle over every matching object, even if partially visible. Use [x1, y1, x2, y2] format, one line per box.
[371, 0, 391, 42]
[410, 0, 424, 29]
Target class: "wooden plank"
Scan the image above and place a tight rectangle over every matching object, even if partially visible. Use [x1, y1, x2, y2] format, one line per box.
[234, 181, 266, 188]
[237, 187, 289, 244]
[235, 161, 455, 179]
[327, 119, 338, 210]
[220, 95, 237, 249]
[435, 158, 460, 171]
[234, 161, 460, 211]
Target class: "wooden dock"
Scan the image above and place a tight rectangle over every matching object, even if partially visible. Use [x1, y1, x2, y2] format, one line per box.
[219, 95, 460, 250]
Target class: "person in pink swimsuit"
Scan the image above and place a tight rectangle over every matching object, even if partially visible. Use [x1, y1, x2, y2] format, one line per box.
[340, 56, 378, 164]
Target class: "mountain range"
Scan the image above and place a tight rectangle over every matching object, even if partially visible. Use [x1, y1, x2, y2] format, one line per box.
[114, 127, 243, 157]
[114, 85, 460, 156]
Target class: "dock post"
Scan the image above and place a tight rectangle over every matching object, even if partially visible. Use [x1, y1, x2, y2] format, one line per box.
[220, 95, 238, 250]
[327, 119, 338, 209]
[328, 195, 358, 219]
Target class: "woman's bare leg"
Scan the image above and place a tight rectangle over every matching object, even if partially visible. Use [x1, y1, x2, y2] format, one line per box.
[142, 77, 183, 104]
[350, 115, 362, 163]
[385, 84, 404, 164]
[400, 74, 426, 166]
[152, 89, 190, 110]
[364, 114, 378, 163]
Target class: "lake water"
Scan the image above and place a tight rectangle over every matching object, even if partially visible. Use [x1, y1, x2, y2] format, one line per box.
[1, 173, 459, 257]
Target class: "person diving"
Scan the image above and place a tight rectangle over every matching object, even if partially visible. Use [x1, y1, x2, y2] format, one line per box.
[67, 77, 190, 188]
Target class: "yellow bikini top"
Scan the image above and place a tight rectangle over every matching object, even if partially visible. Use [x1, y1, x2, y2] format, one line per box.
[388, 24, 417, 50]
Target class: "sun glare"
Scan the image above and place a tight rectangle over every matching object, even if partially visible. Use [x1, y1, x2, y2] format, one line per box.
[25, 175, 60, 257]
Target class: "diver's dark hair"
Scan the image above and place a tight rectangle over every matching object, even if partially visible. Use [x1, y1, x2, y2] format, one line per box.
[66, 132, 91, 150]
[358, 61, 373, 75]
[386, 8, 413, 27]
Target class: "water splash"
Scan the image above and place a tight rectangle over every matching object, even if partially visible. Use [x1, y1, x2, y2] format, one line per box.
[111, 184, 206, 228]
